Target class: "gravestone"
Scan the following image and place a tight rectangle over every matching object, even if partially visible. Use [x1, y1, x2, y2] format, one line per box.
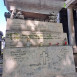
[3, 18, 76, 77]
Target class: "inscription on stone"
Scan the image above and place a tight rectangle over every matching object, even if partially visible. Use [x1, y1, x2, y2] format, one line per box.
[3, 0, 76, 76]
[5, 31, 68, 47]
[40, 51, 48, 65]
[3, 46, 75, 77]
[6, 31, 67, 39]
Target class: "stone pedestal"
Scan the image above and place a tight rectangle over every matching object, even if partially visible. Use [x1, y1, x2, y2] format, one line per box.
[3, 46, 75, 77]
[2, 19, 76, 77]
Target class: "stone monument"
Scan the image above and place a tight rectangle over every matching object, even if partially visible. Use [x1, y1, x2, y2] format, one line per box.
[3, 0, 77, 77]
[2, 17, 76, 77]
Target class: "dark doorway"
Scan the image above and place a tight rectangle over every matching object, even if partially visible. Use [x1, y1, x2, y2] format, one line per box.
[59, 8, 69, 44]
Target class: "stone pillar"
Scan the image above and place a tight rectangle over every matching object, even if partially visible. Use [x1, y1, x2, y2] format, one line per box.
[67, 7, 76, 46]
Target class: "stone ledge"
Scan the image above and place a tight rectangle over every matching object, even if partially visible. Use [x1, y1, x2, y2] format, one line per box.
[6, 18, 63, 32]
[5, 31, 67, 47]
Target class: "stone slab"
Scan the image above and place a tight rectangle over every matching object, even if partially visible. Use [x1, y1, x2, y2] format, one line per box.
[2, 46, 75, 77]
[6, 19, 63, 32]
[6, 0, 64, 14]
[9, 0, 65, 14]
[5, 31, 67, 47]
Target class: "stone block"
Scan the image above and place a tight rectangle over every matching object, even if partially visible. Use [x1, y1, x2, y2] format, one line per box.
[2, 46, 75, 77]
[5, 31, 67, 47]
[6, 0, 64, 14]
[6, 19, 63, 32]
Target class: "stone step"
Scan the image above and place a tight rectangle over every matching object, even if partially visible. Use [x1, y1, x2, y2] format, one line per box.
[5, 31, 68, 47]
[6, 18, 63, 32]
[3, 46, 75, 77]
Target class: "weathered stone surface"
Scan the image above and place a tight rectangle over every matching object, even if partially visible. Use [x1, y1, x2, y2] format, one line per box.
[3, 46, 75, 77]
[5, 31, 67, 47]
[25, 73, 77, 77]
[6, 19, 63, 32]
[5, 0, 64, 14]
[5, 39, 67, 47]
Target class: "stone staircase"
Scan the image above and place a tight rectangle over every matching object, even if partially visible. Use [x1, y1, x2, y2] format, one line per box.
[2, 18, 77, 77]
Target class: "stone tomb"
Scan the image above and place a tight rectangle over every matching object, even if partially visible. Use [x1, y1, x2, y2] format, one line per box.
[5, 31, 67, 47]
[6, 19, 63, 32]
[3, 17, 76, 77]
[3, 46, 75, 77]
